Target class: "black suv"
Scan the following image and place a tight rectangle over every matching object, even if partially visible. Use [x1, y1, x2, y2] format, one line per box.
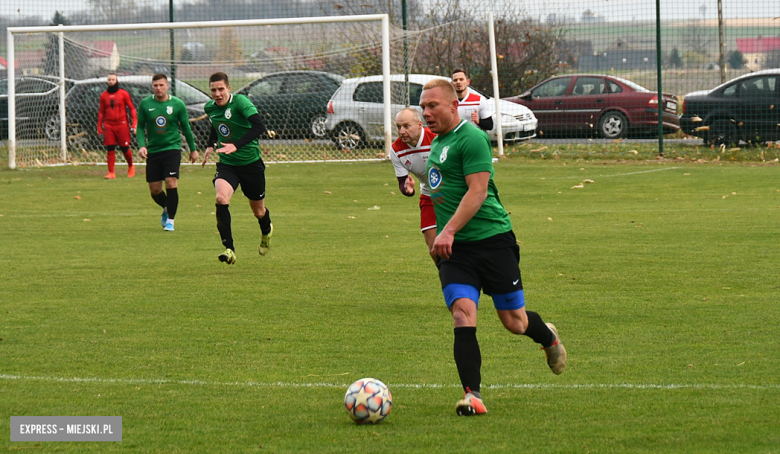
[0, 76, 75, 140]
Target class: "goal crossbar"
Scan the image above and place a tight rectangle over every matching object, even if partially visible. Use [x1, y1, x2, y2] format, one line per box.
[6, 14, 392, 169]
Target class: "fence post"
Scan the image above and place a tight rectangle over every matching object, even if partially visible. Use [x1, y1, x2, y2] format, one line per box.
[655, 0, 664, 157]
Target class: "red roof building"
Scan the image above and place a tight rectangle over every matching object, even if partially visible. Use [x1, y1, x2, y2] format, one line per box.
[736, 37, 780, 54]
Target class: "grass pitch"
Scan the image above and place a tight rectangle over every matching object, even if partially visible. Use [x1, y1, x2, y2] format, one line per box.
[1, 159, 778, 453]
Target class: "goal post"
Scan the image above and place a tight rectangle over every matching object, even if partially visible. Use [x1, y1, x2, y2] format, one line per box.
[6, 14, 393, 169]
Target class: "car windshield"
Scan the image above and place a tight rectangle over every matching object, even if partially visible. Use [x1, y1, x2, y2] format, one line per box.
[172, 81, 210, 104]
[611, 77, 650, 92]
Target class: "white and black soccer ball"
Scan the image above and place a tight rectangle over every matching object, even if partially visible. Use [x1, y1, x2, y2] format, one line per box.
[344, 378, 392, 424]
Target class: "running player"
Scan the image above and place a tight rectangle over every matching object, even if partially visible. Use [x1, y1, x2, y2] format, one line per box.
[390, 108, 437, 262]
[420, 78, 567, 416]
[201, 72, 273, 264]
[451, 69, 493, 133]
[97, 73, 137, 179]
[136, 74, 198, 232]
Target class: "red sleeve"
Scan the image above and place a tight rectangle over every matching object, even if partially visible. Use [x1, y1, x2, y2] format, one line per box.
[97, 92, 106, 134]
[391, 137, 407, 153]
[123, 90, 137, 129]
[423, 127, 436, 145]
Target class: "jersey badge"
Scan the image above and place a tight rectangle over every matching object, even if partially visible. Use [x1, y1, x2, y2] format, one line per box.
[155, 116, 167, 127]
[405, 159, 411, 166]
[440, 146, 449, 163]
[218, 123, 231, 137]
[167, 106, 173, 115]
[428, 167, 442, 190]
[225, 108, 232, 119]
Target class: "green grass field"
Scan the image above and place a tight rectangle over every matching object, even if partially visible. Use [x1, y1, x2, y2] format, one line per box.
[1, 159, 778, 453]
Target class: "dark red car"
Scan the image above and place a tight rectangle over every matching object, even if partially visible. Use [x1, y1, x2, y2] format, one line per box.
[505, 75, 680, 139]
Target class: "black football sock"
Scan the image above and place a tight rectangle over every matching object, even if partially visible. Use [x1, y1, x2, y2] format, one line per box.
[216, 203, 234, 251]
[453, 327, 481, 395]
[166, 188, 178, 220]
[257, 207, 272, 235]
[151, 191, 167, 209]
[524, 311, 555, 348]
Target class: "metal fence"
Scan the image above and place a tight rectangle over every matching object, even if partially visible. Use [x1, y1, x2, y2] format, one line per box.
[1, 0, 779, 162]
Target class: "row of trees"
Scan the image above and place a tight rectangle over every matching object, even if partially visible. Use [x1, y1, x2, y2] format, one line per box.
[24, 0, 567, 97]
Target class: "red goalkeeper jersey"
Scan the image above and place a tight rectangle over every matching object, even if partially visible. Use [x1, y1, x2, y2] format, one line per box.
[97, 88, 137, 133]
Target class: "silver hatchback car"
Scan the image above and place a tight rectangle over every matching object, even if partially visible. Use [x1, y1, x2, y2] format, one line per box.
[324, 74, 537, 149]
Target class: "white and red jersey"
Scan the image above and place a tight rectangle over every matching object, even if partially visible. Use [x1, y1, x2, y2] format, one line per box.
[457, 88, 493, 128]
[390, 127, 436, 197]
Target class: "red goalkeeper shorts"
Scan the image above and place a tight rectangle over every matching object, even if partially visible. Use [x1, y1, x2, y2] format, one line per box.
[102, 123, 131, 148]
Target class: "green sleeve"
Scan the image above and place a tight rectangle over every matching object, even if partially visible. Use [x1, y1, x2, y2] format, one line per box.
[461, 132, 494, 176]
[136, 100, 147, 147]
[238, 95, 259, 119]
[177, 99, 196, 151]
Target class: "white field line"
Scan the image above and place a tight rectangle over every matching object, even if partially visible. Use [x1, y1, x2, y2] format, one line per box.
[1, 374, 777, 391]
[530, 166, 683, 180]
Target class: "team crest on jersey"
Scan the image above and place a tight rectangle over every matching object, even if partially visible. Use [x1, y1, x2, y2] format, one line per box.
[155, 116, 167, 127]
[440, 146, 449, 163]
[428, 167, 442, 190]
[225, 108, 232, 119]
[218, 123, 231, 137]
[167, 106, 173, 115]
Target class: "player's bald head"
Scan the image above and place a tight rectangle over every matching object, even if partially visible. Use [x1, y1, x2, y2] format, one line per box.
[396, 107, 423, 146]
[396, 107, 421, 124]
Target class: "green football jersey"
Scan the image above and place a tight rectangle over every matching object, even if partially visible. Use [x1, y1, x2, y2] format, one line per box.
[426, 119, 513, 242]
[204, 94, 261, 167]
[136, 95, 196, 153]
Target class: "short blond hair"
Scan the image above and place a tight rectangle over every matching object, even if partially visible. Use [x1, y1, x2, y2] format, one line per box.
[422, 78, 457, 101]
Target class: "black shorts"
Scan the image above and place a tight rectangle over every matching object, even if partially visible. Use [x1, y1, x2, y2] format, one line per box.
[213, 159, 266, 201]
[146, 149, 181, 183]
[437, 231, 523, 296]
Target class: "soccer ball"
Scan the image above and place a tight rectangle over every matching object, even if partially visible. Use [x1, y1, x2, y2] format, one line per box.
[344, 378, 392, 424]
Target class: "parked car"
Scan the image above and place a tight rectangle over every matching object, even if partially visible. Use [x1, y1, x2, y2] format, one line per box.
[325, 74, 537, 149]
[52, 76, 212, 151]
[0, 75, 75, 140]
[235, 71, 344, 139]
[680, 69, 780, 145]
[505, 74, 680, 139]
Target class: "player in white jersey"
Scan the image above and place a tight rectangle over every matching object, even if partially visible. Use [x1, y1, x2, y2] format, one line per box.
[451, 68, 494, 133]
[390, 108, 438, 262]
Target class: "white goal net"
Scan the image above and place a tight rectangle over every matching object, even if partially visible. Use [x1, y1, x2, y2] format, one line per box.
[7, 15, 420, 169]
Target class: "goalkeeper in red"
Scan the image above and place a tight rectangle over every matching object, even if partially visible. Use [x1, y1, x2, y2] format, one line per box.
[136, 74, 198, 232]
[97, 73, 137, 179]
[420, 78, 567, 417]
[201, 72, 273, 264]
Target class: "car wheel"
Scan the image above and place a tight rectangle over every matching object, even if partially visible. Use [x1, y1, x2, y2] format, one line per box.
[707, 119, 737, 146]
[334, 122, 366, 150]
[310, 115, 328, 139]
[45, 115, 61, 141]
[599, 111, 628, 139]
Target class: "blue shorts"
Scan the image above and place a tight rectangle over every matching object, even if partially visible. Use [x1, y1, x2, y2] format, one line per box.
[443, 283, 525, 311]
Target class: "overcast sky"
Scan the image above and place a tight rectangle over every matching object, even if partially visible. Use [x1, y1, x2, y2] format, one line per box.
[2, 0, 778, 22]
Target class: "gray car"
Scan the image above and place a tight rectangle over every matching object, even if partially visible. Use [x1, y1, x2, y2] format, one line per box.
[324, 74, 537, 149]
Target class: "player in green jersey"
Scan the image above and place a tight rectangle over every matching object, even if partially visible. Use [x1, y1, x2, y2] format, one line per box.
[420, 78, 567, 416]
[136, 73, 199, 231]
[201, 72, 273, 265]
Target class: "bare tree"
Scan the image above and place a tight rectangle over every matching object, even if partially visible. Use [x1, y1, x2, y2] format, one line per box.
[88, 0, 137, 24]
